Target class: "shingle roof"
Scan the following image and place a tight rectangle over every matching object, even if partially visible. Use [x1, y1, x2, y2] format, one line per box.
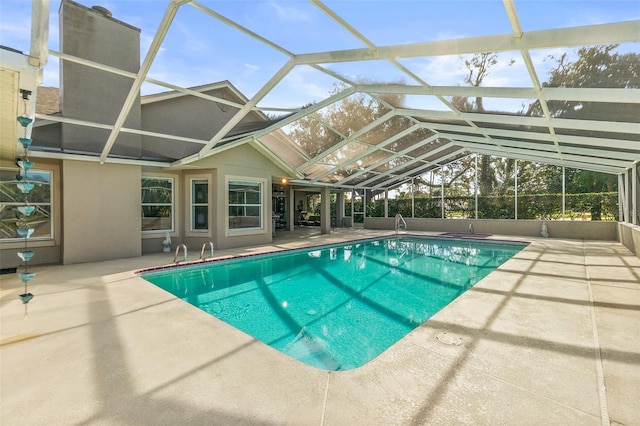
[35, 86, 59, 115]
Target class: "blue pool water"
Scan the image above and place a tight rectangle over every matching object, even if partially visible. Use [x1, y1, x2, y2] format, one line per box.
[141, 237, 526, 370]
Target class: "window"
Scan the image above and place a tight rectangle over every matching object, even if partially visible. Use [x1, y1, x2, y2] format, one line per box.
[191, 179, 208, 231]
[0, 168, 53, 240]
[228, 179, 263, 230]
[141, 177, 173, 232]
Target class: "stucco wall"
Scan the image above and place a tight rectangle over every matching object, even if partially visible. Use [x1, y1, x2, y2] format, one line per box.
[141, 143, 289, 254]
[203, 144, 287, 250]
[0, 159, 62, 268]
[365, 217, 619, 241]
[62, 160, 141, 264]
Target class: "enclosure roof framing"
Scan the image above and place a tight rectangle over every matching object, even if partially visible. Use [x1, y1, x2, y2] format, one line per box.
[25, 0, 640, 190]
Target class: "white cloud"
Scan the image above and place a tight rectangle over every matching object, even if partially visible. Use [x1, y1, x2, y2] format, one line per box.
[243, 63, 260, 77]
[435, 31, 468, 41]
[144, 59, 227, 95]
[253, 66, 336, 109]
[41, 57, 59, 88]
[411, 55, 468, 86]
[139, 34, 166, 58]
[0, 6, 36, 53]
[480, 54, 530, 87]
[285, 66, 333, 99]
[173, 22, 214, 56]
[267, 2, 312, 23]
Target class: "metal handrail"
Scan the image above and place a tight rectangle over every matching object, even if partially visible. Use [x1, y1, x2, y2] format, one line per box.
[200, 242, 214, 260]
[395, 213, 407, 233]
[173, 244, 187, 263]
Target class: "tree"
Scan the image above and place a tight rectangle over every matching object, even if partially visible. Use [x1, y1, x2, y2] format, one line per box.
[410, 157, 475, 196]
[463, 53, 515, 112]
[288, 82, 411, 160]
[524, 44, 636, 194]
[459, 53, 515, 196]
[528, 44, 639, 122]
[569, 170, 616, 193]
[287, 81, 445, 198]
[288, 82, 409, 159]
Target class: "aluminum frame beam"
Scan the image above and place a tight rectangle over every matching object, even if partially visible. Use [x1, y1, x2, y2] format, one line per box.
[294, 21, 639, 65]
[355, 84, 640, 104]
[99, 0, 184, 163]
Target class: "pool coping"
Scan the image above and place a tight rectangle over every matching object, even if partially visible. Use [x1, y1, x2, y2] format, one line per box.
[135, 232, 530, 275]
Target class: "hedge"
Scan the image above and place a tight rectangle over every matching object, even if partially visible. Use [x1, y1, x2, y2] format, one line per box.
[345, 192, 618, 222]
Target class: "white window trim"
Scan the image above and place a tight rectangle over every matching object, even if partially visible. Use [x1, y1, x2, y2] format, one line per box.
[190, 178, 209, 233]
[225, 175, 267, 237]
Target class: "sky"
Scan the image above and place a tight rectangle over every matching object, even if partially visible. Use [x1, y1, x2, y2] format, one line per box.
[1, 0, 638, 112]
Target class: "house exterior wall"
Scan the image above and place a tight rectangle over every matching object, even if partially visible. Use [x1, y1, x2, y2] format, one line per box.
[141, 143, 289, 255]
[2, 1, 294, 266]
[203, 143, 288, 250]
[62, 160, 141, 264]
[0, 159, 62, 268]
[0, 67, 19, 161]
[210, 144, 280, 250]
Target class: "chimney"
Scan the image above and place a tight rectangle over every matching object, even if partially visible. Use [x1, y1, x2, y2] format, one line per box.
[60, 0, 142, 157]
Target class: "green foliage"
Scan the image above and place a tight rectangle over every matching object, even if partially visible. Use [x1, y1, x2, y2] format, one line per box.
[350, 192, 618, 221]
[569, 170, 617, 193]
[286, 81, 430, 185]
[530, 45, 640, 121]
[287, 82, 409, 160]
[458, 45, 637, 198]
[141, 178, 172, 203]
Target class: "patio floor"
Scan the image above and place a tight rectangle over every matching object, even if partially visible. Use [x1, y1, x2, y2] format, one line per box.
[1, 228, 639, 425]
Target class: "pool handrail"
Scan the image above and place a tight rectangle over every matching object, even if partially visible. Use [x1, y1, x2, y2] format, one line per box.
[395, 213, 407, 233]
[173, 244, 187, 263]
[200, 242, 214, 260]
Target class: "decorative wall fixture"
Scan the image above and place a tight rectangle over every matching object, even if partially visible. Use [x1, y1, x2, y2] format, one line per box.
[16, 89, 36, 317]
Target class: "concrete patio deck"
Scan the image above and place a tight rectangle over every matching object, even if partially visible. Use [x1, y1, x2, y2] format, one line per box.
[1, 228, 639, 425]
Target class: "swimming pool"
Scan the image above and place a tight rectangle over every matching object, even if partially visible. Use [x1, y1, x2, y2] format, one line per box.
[141, 236, 526, 370]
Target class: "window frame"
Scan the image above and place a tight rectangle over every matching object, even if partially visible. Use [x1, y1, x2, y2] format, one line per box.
[0, 167, 54, 242]
[190, 178, 209, 232]
[141, 175, 175, 234]
[226, 176, 266, 236]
